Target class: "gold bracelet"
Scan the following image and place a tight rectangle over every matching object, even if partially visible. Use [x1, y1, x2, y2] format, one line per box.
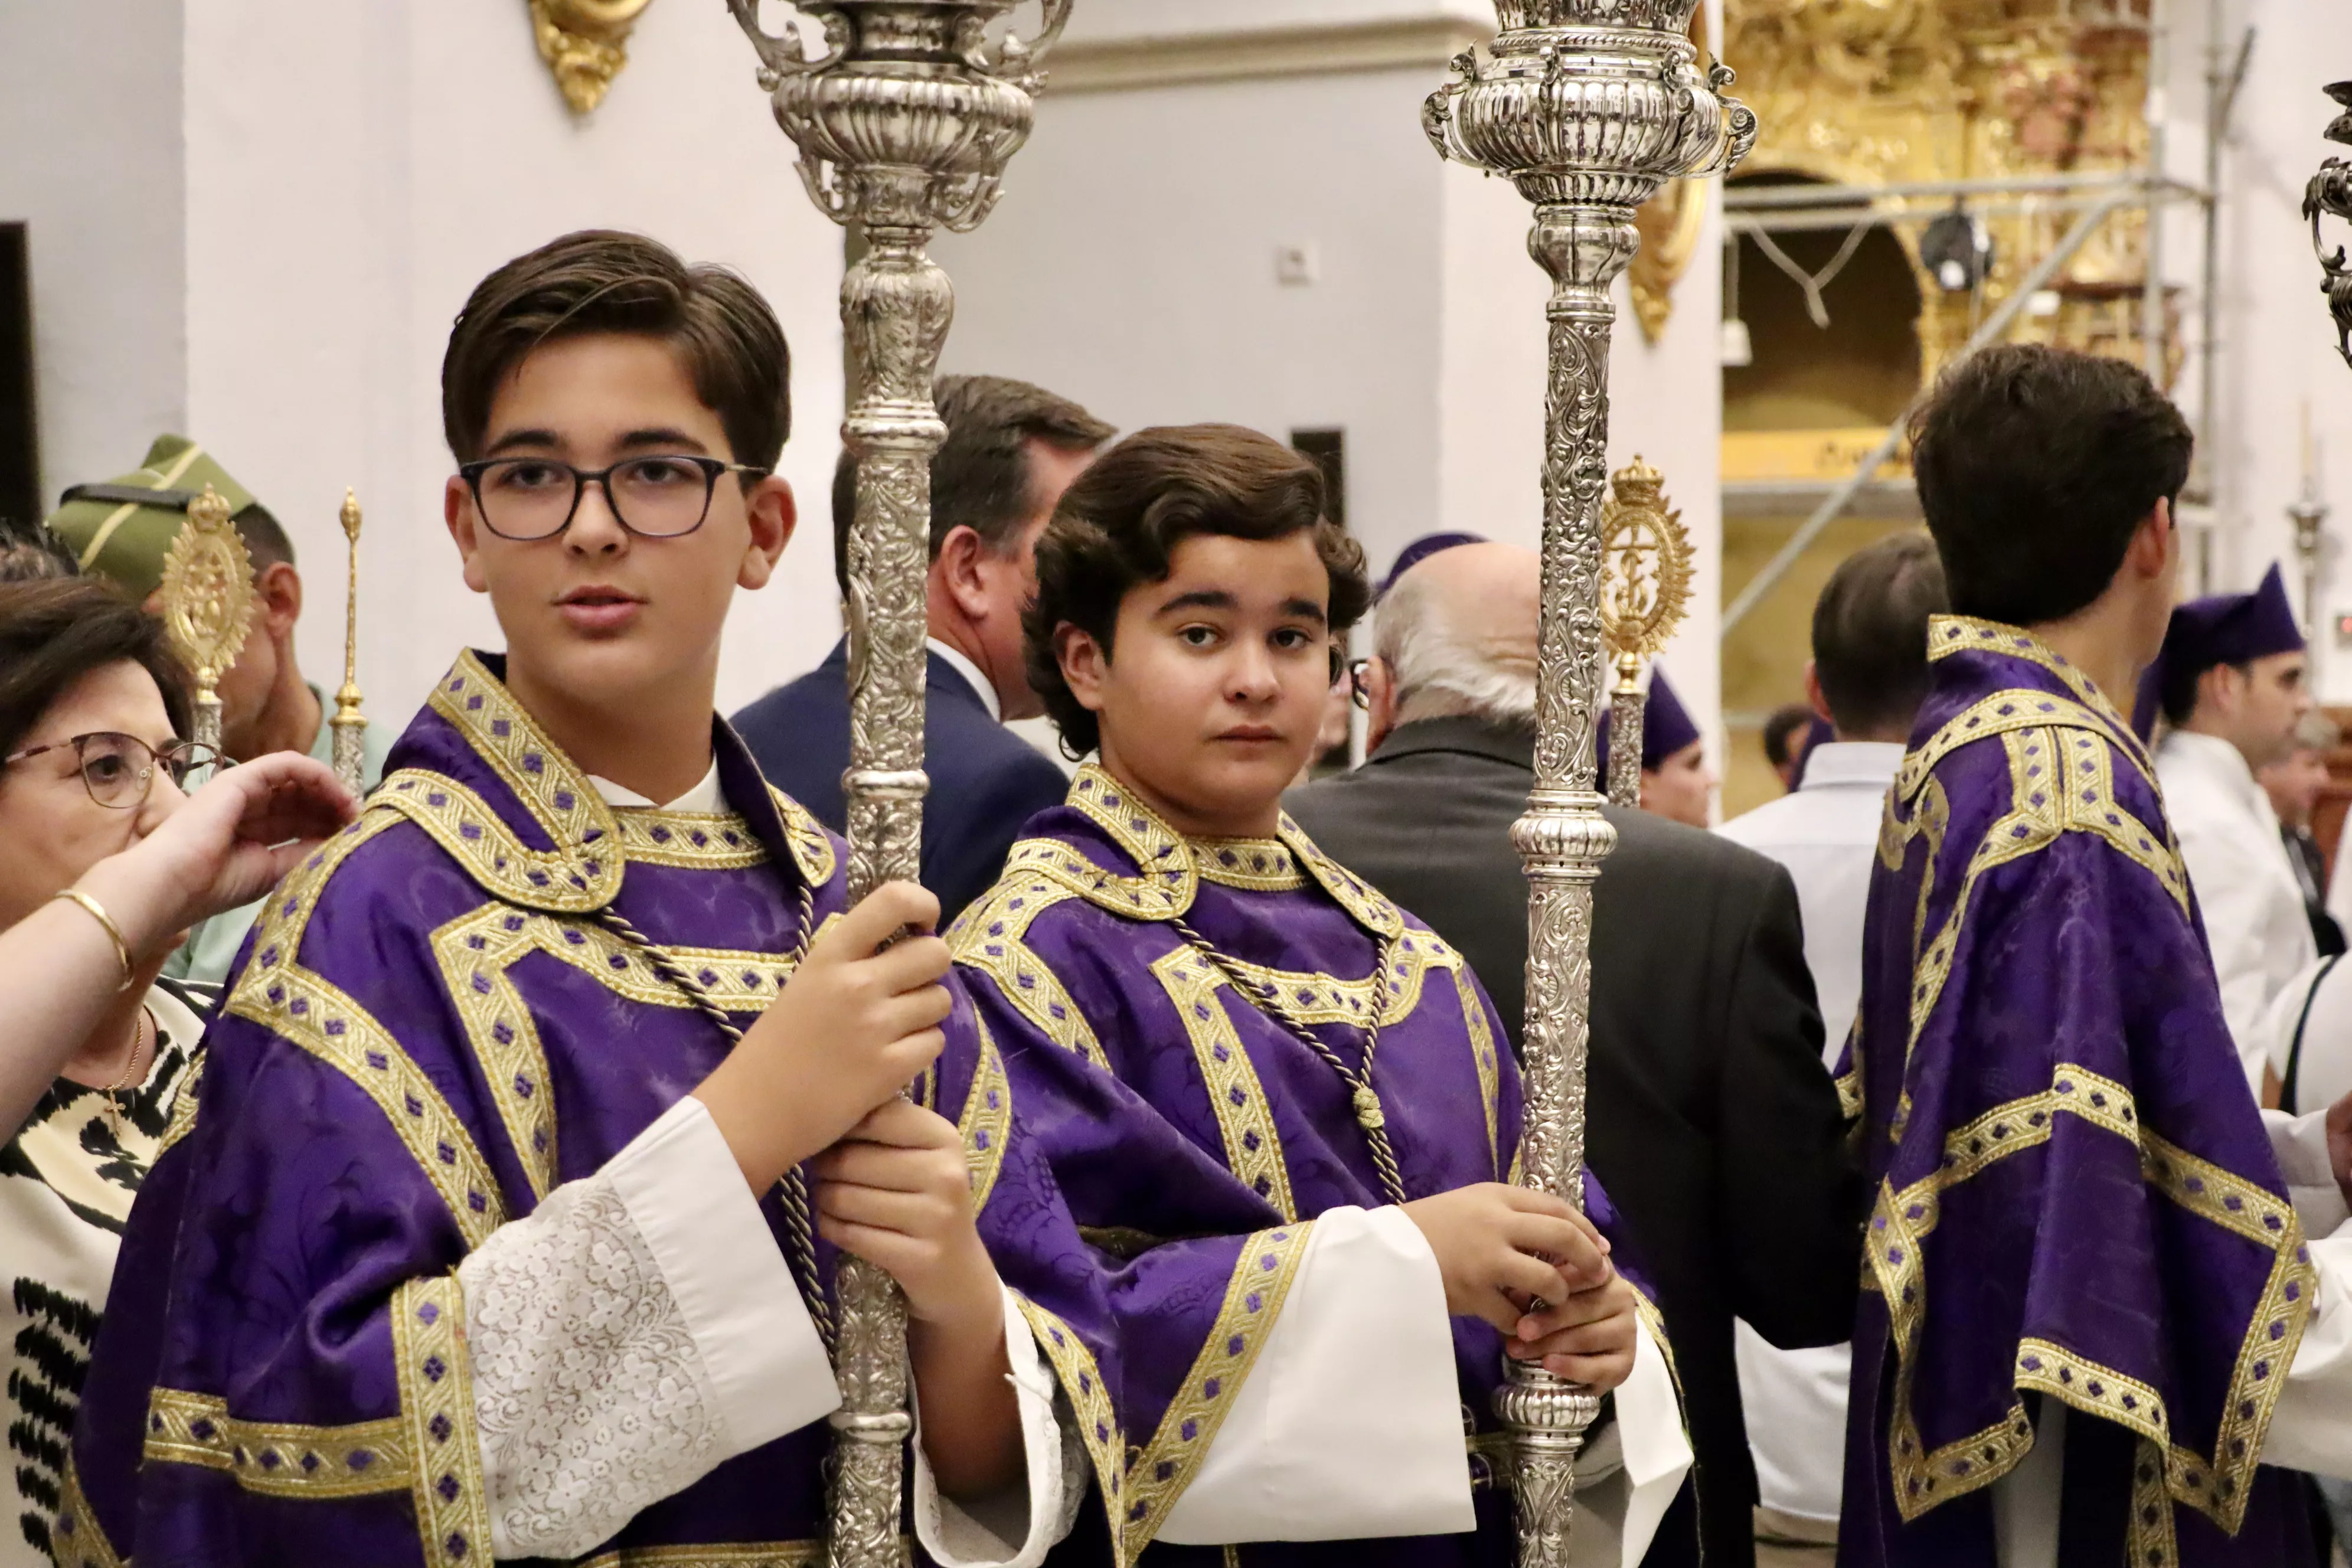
[53, 888, 136, 994]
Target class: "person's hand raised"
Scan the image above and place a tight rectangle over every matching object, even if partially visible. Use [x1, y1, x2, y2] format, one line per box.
[77, 752, 357, 960]
[692, 880, 952, 1193]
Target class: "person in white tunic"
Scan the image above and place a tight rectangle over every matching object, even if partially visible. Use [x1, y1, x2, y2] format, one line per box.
[2138, 563, 2317, 1100]
[0, 574, 356, 1567]
[1719, 533, 1946, 1564]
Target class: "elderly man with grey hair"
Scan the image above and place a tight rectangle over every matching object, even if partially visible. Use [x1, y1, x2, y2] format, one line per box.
[1286, 540, 1860, 1568]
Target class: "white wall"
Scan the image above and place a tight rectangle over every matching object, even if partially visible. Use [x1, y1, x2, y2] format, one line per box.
[8, 0, 850, 737]
[0, 0, 188, 506]
[932, 63, 1449, 581]
[2193, 0, 2352, 697]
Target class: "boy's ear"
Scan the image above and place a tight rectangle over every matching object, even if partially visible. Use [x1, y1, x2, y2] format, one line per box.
[737, 476, 798, 591]
[445, 475, 490, 594]
[1056, 623, 1110, 714]
[2129, 495, 2175, 580]
[257, 560, 303, 637]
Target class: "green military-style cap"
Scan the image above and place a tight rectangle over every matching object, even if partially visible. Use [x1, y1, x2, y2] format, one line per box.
[46, 435, 263, 602]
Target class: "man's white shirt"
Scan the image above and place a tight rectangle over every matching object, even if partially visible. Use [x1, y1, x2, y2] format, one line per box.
[1717, 740, 1899, 1526]
[2155, 730, 2317, 1095]
[442, 766, 1690, 1562]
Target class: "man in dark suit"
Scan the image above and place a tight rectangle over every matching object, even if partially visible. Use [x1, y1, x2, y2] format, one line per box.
[1286, 541, 1860, 1568]
[733, 375, 1112, 922]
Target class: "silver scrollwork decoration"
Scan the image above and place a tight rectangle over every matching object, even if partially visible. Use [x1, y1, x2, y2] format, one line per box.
[723, 5, 1067, 1567]
[2309, 81, 2352, 369]
[1424, 8, 1752, 1565]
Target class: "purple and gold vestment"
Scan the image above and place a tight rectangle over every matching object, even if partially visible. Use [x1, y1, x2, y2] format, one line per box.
[951, 765, 1684, 1568]
[1840, 618, 2320, 1566]
[58, 651, 1013, 1567]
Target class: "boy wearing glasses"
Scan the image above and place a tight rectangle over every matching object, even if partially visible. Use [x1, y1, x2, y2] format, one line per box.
[66, 231, 1071, 1567]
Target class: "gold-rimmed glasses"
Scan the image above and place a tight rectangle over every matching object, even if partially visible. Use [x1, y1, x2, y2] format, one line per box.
[2, 732, 226, 808]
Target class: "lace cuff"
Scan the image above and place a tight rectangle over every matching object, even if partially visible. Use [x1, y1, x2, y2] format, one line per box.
[459, 1097, 838, 1559]
[912, 1287, 1086, 1568]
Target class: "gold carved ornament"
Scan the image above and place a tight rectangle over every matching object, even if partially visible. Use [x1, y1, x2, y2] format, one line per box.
[1628, 11, 1714, 344]
[157, 484, 257, 756]
[528, 0, 655, 115]
[1598, 458, 1694, 808]
[329, 488, 368, 794]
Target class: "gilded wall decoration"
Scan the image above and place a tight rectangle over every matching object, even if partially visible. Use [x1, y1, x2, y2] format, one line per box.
[528, 0, 655, 115]
[1724, 0, 2169, 384]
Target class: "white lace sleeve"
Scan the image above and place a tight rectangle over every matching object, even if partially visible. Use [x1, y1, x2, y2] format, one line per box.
[457, 1096, 839, 1560]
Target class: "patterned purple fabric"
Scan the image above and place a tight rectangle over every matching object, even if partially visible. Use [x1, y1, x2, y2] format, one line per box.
[58, 651, 1008, 1567]
[952, 764, 1683, 1568]
[1838, 618, 2320, 1567]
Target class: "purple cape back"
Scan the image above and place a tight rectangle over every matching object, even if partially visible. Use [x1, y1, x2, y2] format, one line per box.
[1839, 618, 2320, 1567]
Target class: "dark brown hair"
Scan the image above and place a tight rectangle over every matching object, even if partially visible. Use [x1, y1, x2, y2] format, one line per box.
[0, 578, 193, 763]
[1811, 531, 1949, 739]
[828, 373, 1113, 596]
[1024, 424, 1370, 756]
[442, 230, 790, 470]
[1910, 344, 2191, 627]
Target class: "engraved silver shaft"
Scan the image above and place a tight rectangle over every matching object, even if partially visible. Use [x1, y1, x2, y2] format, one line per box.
[723, 7, 1068, 1566]
[1423, 11, 1753, 1564]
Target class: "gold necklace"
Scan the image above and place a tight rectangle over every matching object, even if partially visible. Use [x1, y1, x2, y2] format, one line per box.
[104, 1007, 149, 1142]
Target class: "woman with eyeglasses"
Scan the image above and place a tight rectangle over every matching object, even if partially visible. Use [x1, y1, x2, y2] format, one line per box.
[0, 577, 353, 1563]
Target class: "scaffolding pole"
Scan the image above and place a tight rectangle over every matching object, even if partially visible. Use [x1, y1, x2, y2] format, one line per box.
[1722, 191, 2139, 634]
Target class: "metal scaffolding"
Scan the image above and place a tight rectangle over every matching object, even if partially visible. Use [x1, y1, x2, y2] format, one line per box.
[1719, 0, 2255, 634]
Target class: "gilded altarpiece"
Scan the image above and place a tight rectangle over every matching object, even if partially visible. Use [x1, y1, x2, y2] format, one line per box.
[1725, 0, 2175, 386]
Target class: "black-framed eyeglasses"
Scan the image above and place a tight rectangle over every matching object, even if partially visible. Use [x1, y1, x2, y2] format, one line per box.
[459, 455, 766, 541]
[3, 732, 226, 808]
[1347, 658, 1373, 711]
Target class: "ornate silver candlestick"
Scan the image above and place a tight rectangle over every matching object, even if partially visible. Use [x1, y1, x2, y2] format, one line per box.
[1423, 11, 1752, 1562]
[2307, 81, 2352, 368]
[723, 6, 1066, 1566]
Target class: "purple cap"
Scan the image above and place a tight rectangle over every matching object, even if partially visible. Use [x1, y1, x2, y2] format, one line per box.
[1598, 667, 1703, 775]
[1378, 531, 1486, 596]
[2131, 563, 2305, 737]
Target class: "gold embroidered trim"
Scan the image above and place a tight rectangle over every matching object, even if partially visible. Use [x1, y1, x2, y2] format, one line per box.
[1926, 616, 2153, 774]
[1454, 969, 1502, 1177]
[379, 769, 613, 914]
[230, 965, 508, 1250]
[612, 808, 769, 868]
[429, 652, 622, 894]
[142, 1387, 410, 1498]
[1190, 835, 1306, 891]
[1121, 1223, 1315, 1559]
[958, 1014, 1014, 1215]
[1013, 1295, 1128, 1567]
[1048, 766, 1404, 937]
[766, 785, 838, 888]
[950, 876, 1104, 1067]
[51, 1457, 123, 1568]
[2130, 1437, 2178, 1568]
[1210, 927, 1458, 1029]
[393, 1276, 493, 1568]
[1894, 689, 2122, 805]
[1152, 946, 1296, 1222]
[1628, 1279, 1682, 1400]
[157, 1048, 206, 1158]
[2052, 729, 2188, 916]
[2013, 1340, 2168, 1448]
[431, 903, 814, 1196]
[1870, 1061, 2314, 1533]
